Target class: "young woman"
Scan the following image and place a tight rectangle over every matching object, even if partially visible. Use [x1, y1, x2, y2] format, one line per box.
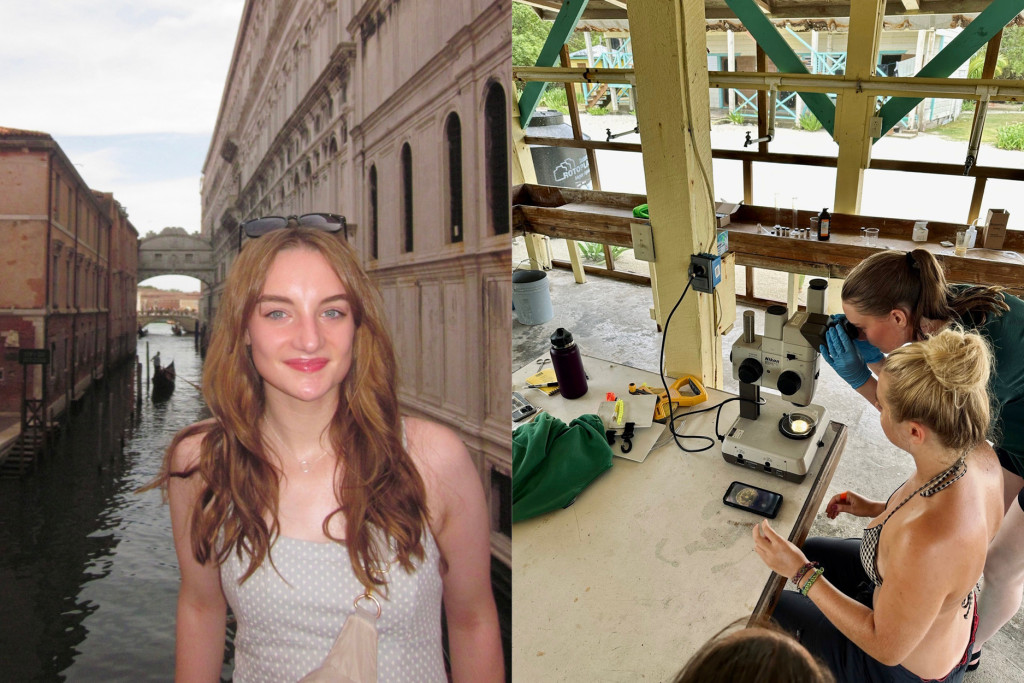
[144, 226, 502, 682]
[819, 249, 1024, 670]
[754, 328, 1004, 682]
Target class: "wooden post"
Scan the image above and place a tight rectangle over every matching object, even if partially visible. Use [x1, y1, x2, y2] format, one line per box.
[560, 45, 592, 283]
[627, 0, 726, 386]
[832, 0, 885, 214]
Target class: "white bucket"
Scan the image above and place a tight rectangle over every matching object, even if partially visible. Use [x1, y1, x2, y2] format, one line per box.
[512, 270, 554, 325]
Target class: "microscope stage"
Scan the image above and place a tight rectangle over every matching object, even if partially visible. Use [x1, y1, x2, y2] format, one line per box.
[721, 399, 829, 483]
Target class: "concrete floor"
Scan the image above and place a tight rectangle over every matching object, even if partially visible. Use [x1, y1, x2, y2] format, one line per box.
[512, 266, 1024, 681]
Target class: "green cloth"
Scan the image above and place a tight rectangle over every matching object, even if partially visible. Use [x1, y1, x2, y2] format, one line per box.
[952, 286, 1024, 471]
[632, 204, 649, 220]
[512, 412, 614, 523]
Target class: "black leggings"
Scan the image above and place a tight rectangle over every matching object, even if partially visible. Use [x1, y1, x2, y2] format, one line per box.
[771, 537, 974, 683]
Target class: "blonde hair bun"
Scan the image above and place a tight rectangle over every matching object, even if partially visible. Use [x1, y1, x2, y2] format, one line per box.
[918, 328, 990, 393]
[883, 328, 993, 452]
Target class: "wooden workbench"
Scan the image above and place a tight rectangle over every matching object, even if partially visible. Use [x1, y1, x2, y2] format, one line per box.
[512, 183, 1024, 292]
[512, 356, 847, 682]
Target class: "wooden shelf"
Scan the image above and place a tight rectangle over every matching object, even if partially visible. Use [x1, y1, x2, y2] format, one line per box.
[513, 184, 1024, 292]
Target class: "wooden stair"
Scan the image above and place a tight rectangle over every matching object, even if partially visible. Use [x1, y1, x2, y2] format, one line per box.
[586, 83, 609, 108]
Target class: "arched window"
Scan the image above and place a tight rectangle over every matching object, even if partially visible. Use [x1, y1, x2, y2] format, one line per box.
[368, 165, 378, 260]
[484, 82, 509, 235]
[401, 143, 413, 253]
[329, 135, 338, 156]
[445, 113, 463, 243]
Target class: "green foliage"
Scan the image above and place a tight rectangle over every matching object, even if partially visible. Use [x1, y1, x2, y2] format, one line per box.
[995, 122, 1024, 151]
[727, 109, 745, 125]
[968, 51, 1008, 79]
[577, 242, 628, 263]
[961, 99, 975, 111]
[1000, 26, 1024, 80]
[798, 111, 823, 131]
[512, 3, 602, 68]
[586, 106, 609, 116]
[540, 87, 570, 114]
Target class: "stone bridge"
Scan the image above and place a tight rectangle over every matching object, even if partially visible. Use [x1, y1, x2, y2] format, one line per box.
[137, 311, 199, 333]
[138, 227, 215, 287]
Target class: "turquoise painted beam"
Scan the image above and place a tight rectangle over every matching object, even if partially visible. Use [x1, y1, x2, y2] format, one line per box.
[877, 0, 1024, 136]
[518, 0, 590, 127]
[724, 0, 835, 135]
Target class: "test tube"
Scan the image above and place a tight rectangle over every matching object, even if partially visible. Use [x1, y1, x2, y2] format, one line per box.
[774, 193, 782, 228]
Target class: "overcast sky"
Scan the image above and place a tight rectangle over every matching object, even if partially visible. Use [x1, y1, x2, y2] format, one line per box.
[0, 0, 246, 291]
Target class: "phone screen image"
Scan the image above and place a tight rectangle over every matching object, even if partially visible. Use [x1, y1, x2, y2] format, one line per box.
[723, 481, 782, 518]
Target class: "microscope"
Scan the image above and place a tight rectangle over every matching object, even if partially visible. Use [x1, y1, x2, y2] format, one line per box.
[721, 278, 834, 483]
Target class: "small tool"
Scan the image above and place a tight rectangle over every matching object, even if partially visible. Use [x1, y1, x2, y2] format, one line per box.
[630, 376, 708, 423]
[620, 422, 636, 454]
[527, 381, 559, 389]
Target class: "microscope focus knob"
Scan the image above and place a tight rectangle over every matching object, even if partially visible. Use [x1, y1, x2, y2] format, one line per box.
[738, 358, 763, 384]
[777, 370, 802, 396]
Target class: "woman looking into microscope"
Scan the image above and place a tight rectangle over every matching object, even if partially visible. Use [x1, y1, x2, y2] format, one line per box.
[754, 328, 1003, 682]
[819, 249, 1024, 672]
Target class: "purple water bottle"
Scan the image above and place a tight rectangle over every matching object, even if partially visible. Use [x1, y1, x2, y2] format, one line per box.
[550, 328, 588, 399]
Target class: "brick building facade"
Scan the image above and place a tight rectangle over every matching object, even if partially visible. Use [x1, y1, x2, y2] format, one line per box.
[0, 127, 138, 421]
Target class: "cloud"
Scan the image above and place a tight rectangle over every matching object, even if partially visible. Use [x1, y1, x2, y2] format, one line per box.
[0, 0, 244, 136]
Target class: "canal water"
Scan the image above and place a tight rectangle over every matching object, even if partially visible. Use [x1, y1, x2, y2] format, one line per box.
[0, 323, 224, 681]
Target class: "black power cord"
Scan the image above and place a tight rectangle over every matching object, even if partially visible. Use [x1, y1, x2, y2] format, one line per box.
[658, 275, 763, 452]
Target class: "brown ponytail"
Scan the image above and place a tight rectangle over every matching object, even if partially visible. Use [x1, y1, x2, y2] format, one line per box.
[842, 249, 1008, 339]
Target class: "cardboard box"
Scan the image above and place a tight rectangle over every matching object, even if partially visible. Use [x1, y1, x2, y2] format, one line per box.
[983, 209, 1009, 250]
[715, 201, 741, 228]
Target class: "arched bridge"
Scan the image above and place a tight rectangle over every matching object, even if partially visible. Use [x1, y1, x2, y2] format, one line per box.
[138, 311, 200, 333]
[138, 227, 215, 286]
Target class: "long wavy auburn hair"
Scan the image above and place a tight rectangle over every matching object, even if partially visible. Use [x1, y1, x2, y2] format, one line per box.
[144, 228, 427, 592]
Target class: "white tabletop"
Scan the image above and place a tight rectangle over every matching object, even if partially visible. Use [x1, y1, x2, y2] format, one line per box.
[512, 355, 846, 682]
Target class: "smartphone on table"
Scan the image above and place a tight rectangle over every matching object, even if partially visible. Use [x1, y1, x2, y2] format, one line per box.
[723, 481, 783, 518]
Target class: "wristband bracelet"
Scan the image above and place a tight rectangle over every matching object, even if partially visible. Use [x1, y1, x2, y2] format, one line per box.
[800, 567, 824, 596]
[791, 561, 819, 586]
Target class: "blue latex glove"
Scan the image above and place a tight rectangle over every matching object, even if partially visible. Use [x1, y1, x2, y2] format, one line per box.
[820, 323, 872, 390]
[830, 314, 884, 364]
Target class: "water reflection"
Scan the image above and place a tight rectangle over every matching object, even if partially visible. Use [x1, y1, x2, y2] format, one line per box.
[0, 323, 209, 681]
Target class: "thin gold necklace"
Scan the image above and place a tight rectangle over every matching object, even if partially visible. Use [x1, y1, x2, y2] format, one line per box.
[263, 417, 329, 473]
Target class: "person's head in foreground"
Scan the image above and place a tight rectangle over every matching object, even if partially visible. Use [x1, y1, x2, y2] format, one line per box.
[672, 618, 835, 683]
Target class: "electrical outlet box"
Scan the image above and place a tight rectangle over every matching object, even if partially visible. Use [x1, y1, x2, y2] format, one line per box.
[630, 222, 655, 261]
[870, 116, 883, 138]
[690, 253, 722, 294]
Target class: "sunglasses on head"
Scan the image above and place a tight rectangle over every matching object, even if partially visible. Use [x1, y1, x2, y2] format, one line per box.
[240, 213, 348, 239]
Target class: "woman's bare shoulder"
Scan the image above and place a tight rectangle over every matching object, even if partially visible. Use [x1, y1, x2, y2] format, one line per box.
[169, 418, 218, 472]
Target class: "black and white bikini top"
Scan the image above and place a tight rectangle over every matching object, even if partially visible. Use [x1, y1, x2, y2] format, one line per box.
[859, 457, 967, 587]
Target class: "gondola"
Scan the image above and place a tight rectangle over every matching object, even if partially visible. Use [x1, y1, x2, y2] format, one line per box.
[172, 324, 184, 336]
[152, 360, 176, 399]
[137, 326, 148, 338]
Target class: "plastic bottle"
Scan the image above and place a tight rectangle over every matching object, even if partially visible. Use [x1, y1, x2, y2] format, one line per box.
[817, 208, 831, 241]
[549, 328, 588, 399]
[965, 221, 978, 249]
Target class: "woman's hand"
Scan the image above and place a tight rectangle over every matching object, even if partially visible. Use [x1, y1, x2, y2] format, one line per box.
[821, 323, 872, 389]
[751, 520, 808, 580]
[825, 490, 879, 519]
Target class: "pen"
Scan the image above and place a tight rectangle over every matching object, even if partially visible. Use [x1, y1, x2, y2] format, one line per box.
[527, 381, 559, 388]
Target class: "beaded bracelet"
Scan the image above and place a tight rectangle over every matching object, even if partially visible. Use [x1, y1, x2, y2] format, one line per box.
[800, 567, 825, 596]
[791, 561, 819, 587]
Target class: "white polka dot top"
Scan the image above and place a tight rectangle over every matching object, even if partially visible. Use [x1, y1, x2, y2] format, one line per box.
[221, 532, 445, 682]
